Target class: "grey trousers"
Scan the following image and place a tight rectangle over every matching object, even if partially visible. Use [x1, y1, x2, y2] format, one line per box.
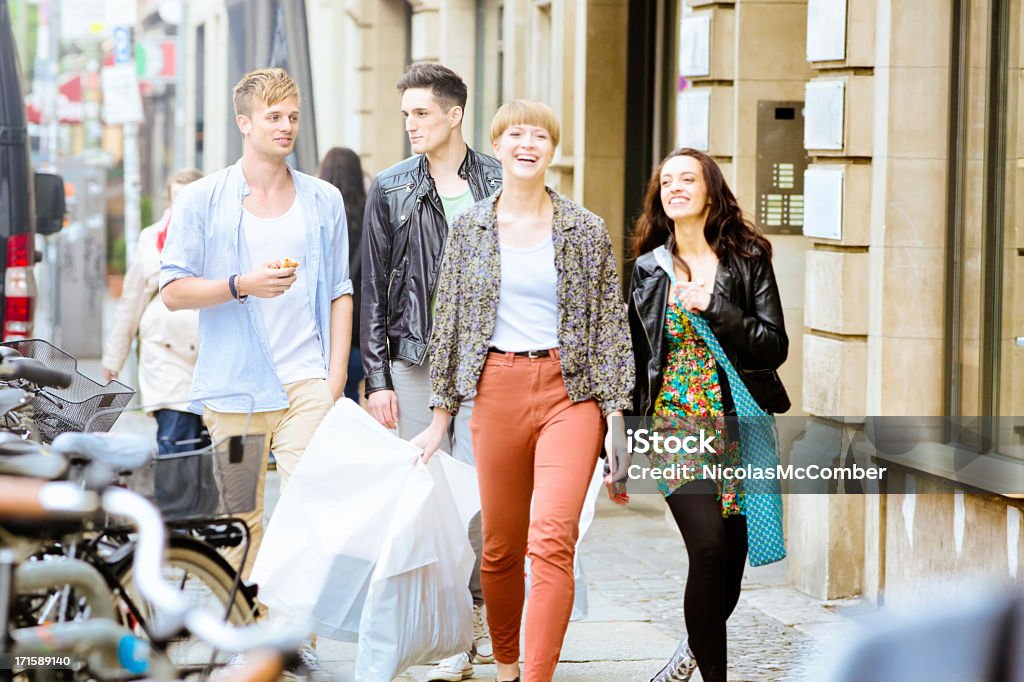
[392, 359, 483, 606]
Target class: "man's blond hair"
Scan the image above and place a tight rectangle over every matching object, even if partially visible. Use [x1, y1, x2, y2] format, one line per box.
[232, 68, 300, 117]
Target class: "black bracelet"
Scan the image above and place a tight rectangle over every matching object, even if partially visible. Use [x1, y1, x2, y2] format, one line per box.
[228, 274, 247, 303]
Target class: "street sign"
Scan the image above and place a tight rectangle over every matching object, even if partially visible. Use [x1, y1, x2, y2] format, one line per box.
[136, 40, 176, 80]
[113, 27, 131, 64]
[100, 64, 144, 125]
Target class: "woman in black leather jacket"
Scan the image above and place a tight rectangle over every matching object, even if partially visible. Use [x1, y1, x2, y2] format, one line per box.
[626, 148, 789, 682]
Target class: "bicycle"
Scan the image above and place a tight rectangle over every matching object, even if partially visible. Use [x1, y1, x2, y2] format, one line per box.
[0, 344, 267, 677]
[3, 432, 267, 676]
[0, 469, 308, 681]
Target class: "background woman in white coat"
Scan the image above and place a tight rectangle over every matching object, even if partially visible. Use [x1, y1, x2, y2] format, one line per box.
[102, 169, 207, 511]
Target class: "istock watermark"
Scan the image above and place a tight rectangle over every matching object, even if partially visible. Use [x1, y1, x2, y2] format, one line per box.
[627, 428, 718, 455]
[626, 462, 887, 483]
[607, 415, 1024, 496]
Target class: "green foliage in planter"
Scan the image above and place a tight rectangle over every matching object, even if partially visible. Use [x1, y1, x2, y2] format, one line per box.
[141, 194, 154, 228]
[108, 234, 127, 275]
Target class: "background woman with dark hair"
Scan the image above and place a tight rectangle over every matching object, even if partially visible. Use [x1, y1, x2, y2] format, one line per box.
[102, 168, 206, 448]
[625, 148, 789, 682]
[318, 146, 367, 402]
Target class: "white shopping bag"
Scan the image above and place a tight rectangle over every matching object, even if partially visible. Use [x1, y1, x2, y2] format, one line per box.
[251, 399, 480, 682]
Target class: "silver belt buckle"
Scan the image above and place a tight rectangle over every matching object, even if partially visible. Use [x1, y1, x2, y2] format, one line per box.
[527, 349, 543, 359]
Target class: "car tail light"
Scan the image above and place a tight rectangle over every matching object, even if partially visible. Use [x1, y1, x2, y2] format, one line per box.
[4, 233, 34, 340]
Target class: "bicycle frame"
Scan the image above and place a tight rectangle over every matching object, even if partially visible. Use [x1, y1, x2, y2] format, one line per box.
[12, 618, 176, 679]
[14, 557, 116, 621]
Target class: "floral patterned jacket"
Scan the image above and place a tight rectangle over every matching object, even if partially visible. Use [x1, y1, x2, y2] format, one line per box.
[428, 188, 634, 416]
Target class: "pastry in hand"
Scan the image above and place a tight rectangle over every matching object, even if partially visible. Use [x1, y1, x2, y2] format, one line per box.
[278, 257, 299, 269]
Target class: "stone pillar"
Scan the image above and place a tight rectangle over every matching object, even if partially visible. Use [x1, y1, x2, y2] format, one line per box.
[732, 0, 815, 418]
[356, 0, 410, 172]
[865, 0, 948, 419]
[577, 0, 629, 257]
[794, 0, 881, 600]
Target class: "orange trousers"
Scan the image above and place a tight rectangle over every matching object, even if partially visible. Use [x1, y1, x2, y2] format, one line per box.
[470, 350, 603, 682]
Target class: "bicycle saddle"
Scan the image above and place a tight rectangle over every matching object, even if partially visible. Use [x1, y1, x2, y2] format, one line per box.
[0, 439, 67, 479]
[50, 432, 156, 472]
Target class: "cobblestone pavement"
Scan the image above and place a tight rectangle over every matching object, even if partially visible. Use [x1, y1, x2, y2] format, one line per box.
[579, 497, 824, 682]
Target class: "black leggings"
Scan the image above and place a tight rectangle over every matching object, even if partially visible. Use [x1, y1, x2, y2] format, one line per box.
[665, 478, 748, 682]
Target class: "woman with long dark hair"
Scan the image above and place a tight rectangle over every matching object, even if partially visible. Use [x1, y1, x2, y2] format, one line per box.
[625, 148, 789, 682]
[318, 147, 367, 402]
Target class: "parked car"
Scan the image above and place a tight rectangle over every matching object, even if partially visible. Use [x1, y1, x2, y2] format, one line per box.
[0, 0, 65, 341]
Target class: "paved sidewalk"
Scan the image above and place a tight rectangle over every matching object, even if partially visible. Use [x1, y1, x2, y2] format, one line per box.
[268, 477, 857, 682]
[85, 356, 860, 682]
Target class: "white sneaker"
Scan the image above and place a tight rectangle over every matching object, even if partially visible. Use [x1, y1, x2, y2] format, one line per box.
[471, 604, 494, 664]
[426, 652, 473, 681]
[285, 645, 332, 682]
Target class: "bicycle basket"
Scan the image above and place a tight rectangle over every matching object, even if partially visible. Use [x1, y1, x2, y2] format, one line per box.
[0, 339, 135, 443]
[122, 433, 266, 522]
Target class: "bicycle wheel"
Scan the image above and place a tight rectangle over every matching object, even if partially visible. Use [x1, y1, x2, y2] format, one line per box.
[116, 536, 256, 675]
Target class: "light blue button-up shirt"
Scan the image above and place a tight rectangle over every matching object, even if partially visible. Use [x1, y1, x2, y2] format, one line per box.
[160, 160, 353, 414]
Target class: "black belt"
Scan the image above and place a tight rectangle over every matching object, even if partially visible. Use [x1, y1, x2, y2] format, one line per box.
[488, 348, 554, 358]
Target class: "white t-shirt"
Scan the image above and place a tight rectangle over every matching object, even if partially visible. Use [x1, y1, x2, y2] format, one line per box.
[489, 237, 560, 352]
[242, 197, 327, 384]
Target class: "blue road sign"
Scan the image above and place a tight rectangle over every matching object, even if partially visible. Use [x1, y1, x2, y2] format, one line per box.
[114, 27, 132, 65]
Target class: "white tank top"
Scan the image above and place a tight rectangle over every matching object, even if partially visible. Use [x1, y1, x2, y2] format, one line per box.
[489, 236, 559, 352]
[242, 198, 327, 384]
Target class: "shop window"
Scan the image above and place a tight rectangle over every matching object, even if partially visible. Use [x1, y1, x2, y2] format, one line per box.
[943, 0, 1014, 454]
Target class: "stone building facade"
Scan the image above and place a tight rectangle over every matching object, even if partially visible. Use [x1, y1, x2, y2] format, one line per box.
[175, 0, 1024, 605]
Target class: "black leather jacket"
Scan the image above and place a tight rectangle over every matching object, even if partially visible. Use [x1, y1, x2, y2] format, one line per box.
[628, 246, 791, 416]
[360, 148, 502, 395]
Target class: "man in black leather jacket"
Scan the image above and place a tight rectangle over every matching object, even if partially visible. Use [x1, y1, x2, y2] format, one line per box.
[359, 62, 501, 679]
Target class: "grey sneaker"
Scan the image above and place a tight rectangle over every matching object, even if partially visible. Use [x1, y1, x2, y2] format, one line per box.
[649, 637, 697, 682]
[426, 652, 473, 681]
[471, 604, 494, 664]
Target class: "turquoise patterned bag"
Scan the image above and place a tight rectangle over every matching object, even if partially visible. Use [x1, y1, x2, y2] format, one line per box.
[657, 248, 786, 568]
[682, 308, 786, 567]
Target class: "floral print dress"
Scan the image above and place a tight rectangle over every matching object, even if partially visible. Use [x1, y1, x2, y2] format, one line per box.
[651, 292, 745, 516]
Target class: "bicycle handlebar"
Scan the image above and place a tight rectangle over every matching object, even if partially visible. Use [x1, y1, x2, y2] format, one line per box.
[101, 487, 311, 653]
[0, 476, 97, 519]
[0, 358, 74, 389]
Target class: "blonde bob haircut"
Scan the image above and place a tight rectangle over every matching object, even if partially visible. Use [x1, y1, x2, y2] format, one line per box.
[166, 168, 203, 202]
[233, 68, 300, 118]
[489, 100, 560, 149]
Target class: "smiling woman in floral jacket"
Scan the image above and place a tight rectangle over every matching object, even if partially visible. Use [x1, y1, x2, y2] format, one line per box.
[413, 100, 633, 682]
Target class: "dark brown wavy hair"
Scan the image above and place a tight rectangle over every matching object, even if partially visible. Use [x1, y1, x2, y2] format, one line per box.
[318, 147, 366, 237]
[631, 148, 772, 278]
